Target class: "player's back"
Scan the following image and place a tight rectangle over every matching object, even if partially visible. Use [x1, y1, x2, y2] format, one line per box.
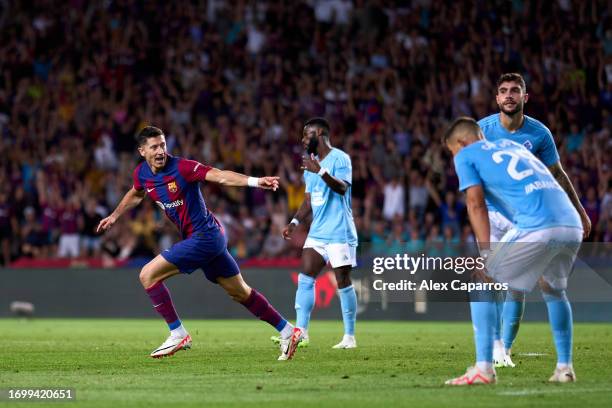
[304, 148, 358, 245]
[478, 114, 559, 167]
[454, 139, 581, 231]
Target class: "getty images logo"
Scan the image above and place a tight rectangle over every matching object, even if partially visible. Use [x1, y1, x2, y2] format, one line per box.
[155, 199, 184, 210]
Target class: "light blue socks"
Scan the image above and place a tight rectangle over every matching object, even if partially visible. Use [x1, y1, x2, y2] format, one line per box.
[470, 297, 497, 368]
[338, 285, 357, 335]
[543, 290, 573, 366]
[295, 273, 315, 329]
[502, 291, 526, 351]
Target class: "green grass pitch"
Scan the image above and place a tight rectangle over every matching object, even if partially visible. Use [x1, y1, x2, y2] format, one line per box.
[1, 319, 611, 407]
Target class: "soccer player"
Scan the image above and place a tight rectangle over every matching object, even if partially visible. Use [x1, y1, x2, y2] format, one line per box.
[444, 117, 582, 385]
[96, 126, 299, 361]
[478, 73, 591, 367]
[279, 117, 358, 351]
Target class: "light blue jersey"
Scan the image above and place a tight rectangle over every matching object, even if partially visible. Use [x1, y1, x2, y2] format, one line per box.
[478, 113, 560, 212]
[454, 139, 581, 231]
[304, 148, 358, 245]
[478, 114, 560, 166]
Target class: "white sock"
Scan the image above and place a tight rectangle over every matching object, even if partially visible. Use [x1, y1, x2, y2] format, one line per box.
[343, 334, 355, 341]
[493, 339, 504, 350]
[280, 322, 294, 339]
[171, 324, 188, 337]
[476, 361, 493, 372]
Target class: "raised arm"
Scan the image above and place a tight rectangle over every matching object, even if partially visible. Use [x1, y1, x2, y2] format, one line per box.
[301, 153, 349, 195]
[204, 168, 279, 190]
[96, 187, 145, 233]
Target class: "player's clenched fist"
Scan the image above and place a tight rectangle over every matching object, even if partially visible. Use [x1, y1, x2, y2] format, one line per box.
[282, 223, 296, 240]
[258, 176, 280, 191]
[96, 214, 117, 233]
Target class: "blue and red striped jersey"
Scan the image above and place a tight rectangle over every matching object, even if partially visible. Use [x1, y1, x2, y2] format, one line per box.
[132, 155, 220, 239]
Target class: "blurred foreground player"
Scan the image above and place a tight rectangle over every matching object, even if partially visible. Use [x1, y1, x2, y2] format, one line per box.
[97, 126, 299, 361]
[444, 117, 582, 385]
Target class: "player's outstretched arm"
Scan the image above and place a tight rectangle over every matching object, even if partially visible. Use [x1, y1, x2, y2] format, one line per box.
[96, 187, 145, 233]
[548, 162, 591, 238]
[465, 185, 490, 251]
[301, 153, 348, 195]
[204, 168, 279, 191]
[282, 194, 311, 240]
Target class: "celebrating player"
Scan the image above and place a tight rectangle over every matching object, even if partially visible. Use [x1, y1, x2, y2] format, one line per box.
[97, 126, 298, 361]
[276, 117, 359, 354]
[478, 73, 590, 367]
[444, 117, 582, 385]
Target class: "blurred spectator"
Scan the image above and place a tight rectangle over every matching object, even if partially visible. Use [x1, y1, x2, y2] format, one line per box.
[0, 1, 609, 265]
[21, 207, 46, 258]
[382, 176, 405, 221]
[408, 171, 429, 222]
[80, 199, 106, 257]
[0, 191, 17, 265]
[261, 223, 286, 258]
[57, 196, 83, 258]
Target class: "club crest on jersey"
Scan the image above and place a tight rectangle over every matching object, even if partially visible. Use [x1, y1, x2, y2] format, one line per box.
[523, 140, 533, 150]
[167, 181, 178, 193]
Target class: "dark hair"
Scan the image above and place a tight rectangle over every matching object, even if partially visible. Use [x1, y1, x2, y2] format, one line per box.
[443, 116, 480, 144]
[496, 73, 526, 93]
[136, 126, 164, 146]
[303, 117, 330, 137]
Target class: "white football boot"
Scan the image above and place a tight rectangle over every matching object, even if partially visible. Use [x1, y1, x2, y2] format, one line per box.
[332, 334, 357, 349]
[494, 344, 516, 368]
[549, 367, 576, 383]
[445, 366, 497, 386]
[278, 327, 304, 361]
[150, 333, 192, 358]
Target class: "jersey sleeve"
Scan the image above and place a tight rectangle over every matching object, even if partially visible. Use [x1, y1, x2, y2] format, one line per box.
[332, 154, 352, 184]
[177, 158, 212, 182]
[132, 164, 144, 191]
[536, 126, 560, 166]
[454, 151, 482, 192]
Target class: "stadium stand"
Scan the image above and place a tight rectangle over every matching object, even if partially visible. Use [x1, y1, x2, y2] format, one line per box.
[0, 0, 610, 267]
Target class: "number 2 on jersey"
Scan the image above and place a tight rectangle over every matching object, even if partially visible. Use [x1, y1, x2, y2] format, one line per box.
[491, 149, 548, 181]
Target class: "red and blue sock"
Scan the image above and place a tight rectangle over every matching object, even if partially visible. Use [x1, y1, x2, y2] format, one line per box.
[242, 289, 289, 333]
[145, 281, 181, 330]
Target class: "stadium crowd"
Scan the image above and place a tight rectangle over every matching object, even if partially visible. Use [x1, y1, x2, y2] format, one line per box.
[0, 0, 611, 266]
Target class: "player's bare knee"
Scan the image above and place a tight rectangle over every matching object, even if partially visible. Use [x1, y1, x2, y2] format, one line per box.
[508, 289, 525, 302]
[334, 267, 352, 289]
[302, 260, 319, 277]
[538, 278, 554, 294]
[139, 265, 156, 288]
[335, 275, 352, 289]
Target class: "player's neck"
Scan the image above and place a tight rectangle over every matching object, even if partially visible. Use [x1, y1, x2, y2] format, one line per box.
[148, 162, 164, 174]
[148, 164, 160, 175]
[317, 143, 332, 160]
[500, 111, 524, 132]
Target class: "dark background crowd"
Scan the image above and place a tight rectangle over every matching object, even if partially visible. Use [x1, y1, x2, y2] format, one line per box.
[0, 0, 610, 266]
